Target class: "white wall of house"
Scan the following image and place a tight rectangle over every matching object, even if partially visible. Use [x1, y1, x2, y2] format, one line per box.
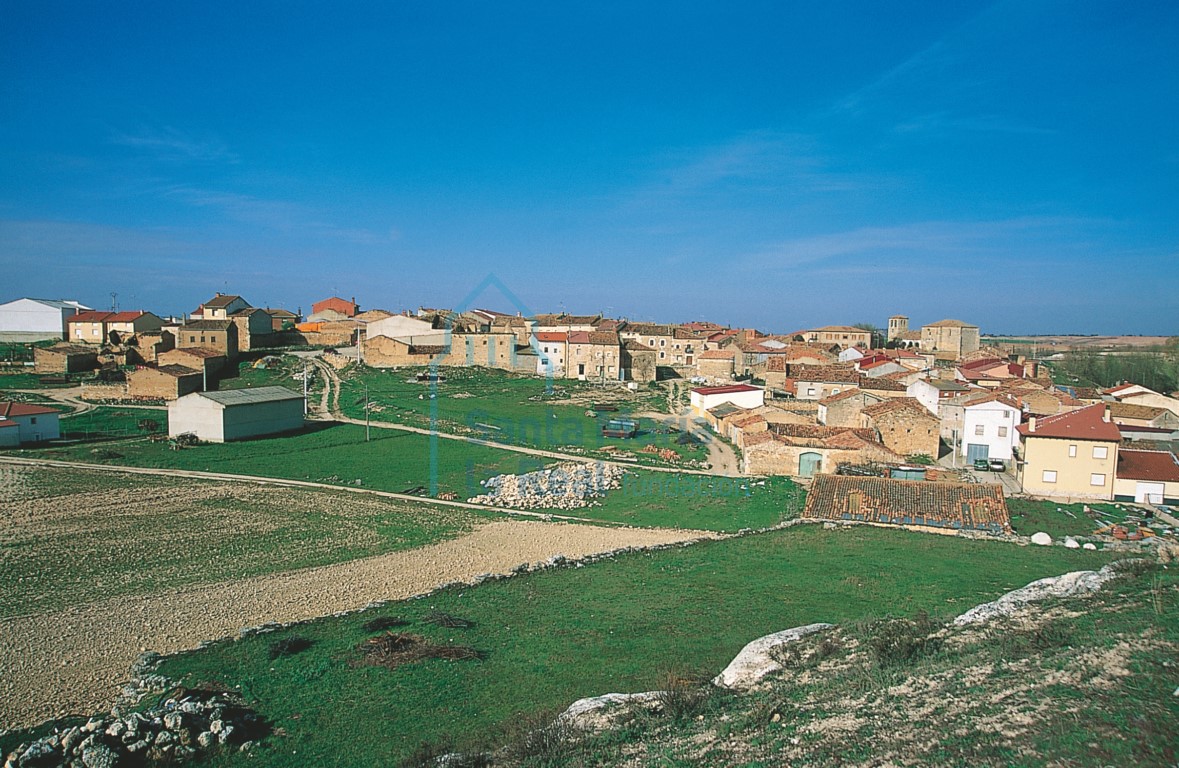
[838, 347, 865, 362]
[961, 401, 1021, 461]
[1, 412, 61, 443]
[690, 387, 765, 415]
[366, 315, 444, 342]
[534, 341, 566, 376]
[0, 298, 89, 340]
[907, 379, 941, 415]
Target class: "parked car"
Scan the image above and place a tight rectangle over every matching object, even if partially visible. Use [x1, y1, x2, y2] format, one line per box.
[988, 458, 1006, 472]
[972, 458, 989, 471]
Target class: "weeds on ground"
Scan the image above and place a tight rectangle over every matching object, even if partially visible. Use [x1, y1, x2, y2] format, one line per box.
[863, 610, 942, 667]
[362, 615, 408, 632]
[356, 632, 482, 670]
[268, 635, 313, 659]
[424, 610, 476, 629]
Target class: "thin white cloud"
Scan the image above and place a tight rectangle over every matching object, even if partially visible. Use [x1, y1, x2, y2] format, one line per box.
[110, 126, 238, 163]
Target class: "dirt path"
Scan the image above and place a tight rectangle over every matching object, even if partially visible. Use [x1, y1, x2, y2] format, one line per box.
[0, 520, 712, 730]
[633, 410, 741, 477]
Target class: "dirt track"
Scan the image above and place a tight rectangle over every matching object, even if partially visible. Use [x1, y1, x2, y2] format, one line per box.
[0, 520, 711, 730]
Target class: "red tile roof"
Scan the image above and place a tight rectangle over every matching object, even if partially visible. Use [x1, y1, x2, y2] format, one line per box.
[861, 397, 937, 422]
[1017, 403, 1121, 441]
[692, 384, 762, 396]
[803, 474, 1010, 533]
[698, 349, 734, 360]
[1117, 450, 1179, 483]
[66, 311, 114, 323]
[534, 332, 567, 342]
[0, 402, 61, 418]
[107, 311, 150, 322]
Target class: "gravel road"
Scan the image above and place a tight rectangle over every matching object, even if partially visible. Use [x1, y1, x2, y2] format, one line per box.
[0, 519, 711, 730]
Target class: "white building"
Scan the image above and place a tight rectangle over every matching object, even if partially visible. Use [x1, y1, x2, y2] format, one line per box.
[168, 386, 305, 443]
[0, 298, 91, 342]
[690, 384, 765, 418]
[908, 378, 972, 416]
[0, 402, 62, 445]
[365, 314, 445, 343]
[960, 393, 1022, 463]
[533, 332, 567, 377]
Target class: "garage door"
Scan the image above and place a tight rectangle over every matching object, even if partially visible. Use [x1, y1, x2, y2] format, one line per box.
[1136, 482, 1165, 504]
[966, 443, 989, 463]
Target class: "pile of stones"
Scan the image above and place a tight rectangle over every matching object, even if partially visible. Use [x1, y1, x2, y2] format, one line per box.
[3, 688, 266, 768]
[468, 462, 627, 510]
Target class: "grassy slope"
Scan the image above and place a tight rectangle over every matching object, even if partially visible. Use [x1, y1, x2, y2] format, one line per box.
[147, 526, 1115, 767]
[0, 465, 490, 617]
[555, 561, 1178, 768]
[1008, 498, 1135, 539]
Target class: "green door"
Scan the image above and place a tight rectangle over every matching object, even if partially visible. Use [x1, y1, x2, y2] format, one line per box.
[799, 452, 822, 478]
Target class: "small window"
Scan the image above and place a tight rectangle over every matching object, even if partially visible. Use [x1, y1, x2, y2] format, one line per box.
[189, 335, 196, 342]
[1068, 445, 1077, 458]
[807, 387, 816, 396]
[1042, 470, 1057, 483]
[1092, 445, 1108, 460]
[30, 417, 37, 424]
[1090, 473, 1106, 487]
[660, 340, 666, 346]
[974, 425, 985, 436]
[659, 352, 665, 359]
[998, 426, 1008, 437]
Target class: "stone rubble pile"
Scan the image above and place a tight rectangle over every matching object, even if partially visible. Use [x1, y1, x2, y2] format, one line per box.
[3, 688, 265, 768]
[468, 462, 627, 510]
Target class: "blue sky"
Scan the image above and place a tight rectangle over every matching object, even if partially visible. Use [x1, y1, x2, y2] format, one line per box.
[1, 1, 1176, 333]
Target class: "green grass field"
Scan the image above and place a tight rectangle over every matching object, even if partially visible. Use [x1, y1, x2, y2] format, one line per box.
[14, 423, 797, 532]
[0, 464, 491, 617]
[336, 366, 697, 467]
[1008, 498, 1135, 539]
[144, 526, 1116, 767]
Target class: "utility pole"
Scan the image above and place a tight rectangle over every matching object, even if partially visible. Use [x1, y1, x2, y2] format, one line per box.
[364, 380, 370, 441]
[303, 360, 309, 415]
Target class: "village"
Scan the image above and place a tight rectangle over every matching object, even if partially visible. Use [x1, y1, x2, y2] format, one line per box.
[2, 293, 1178, 528]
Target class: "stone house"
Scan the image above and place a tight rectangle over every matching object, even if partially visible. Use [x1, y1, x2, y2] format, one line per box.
[33, 343, 100, 374]
[620, 341, 658, 383]
[920, 319, 980, 360]
[264, 308, 300, 331]
[177, 320, 239, 359]
[126, 364, 203, 400]
[1108, 401, 1179, 430]
[157, 348, 227, 383]
[617, 323, 703, 369]
[531, 313, 603, 334]
[1016, 404, 1121, 500]
[126, 330, 176, 365]
[229, 308, 275, 351]
[789, 364, 860, 400]
[858, 375, 910, 400]
[696, 349, 736, 382]
[742, 424, 901, 477]
[566, 331, 622, 381]
[196, 294, 252, 320]
[66, 310, 164, 345]
[803, 474, 1011, 534]
[860, 397, 941, 459]
[792, 326, 873, 349]
[818, 388, 885, 427]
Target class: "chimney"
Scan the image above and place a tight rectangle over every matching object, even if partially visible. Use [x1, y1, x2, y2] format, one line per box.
[1028, 416, 1037, 433]
[1103, 405, 1111, 423]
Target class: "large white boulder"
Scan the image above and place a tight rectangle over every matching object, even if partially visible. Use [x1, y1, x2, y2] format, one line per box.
[953, 564, 1119, 626]
[557, 691, 662, 731]
[1030, 531, 1053, 546]
[712, 623, 834, 690]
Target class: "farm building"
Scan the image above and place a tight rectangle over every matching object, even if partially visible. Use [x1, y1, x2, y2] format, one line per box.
[168, 386, 305, 443]
[0, 402, 62, 445]
[690, 384, 765, 418]
[126, 364, 203, 400]
[0, 298, 90, 342]
[1112, 449, 1179, 505]
[803, 474, 1011, 534]
[33, 343, 100, 374]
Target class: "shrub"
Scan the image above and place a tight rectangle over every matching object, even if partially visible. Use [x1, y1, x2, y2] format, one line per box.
[865, 611, 942, 667]
[501, 710, 585, 764]
[424, 610, 475, 629]
[357, 633, 482, 670]
[997, 620, 1072, 659]
[268, 635, 313, 660]
[654, 673, 712, 720]
[362, 615, 408, 632]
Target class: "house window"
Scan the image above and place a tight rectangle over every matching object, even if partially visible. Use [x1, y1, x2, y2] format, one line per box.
[1090, 473, 1106, 486]
[974, 425, 984, 436]
[30, 417, 37, 424]
[189, 336, 196, 342]
[1068, 445, 1077, 457]
[660, 340, 666, 346]
[659, 352, 665, 359]
[1042, 470, 1057, 483]
[998, 426, 1008, 437]
[807, 387, 816, 396]
[832, 388, 840, 394]
[1092, 446, 1108, 460]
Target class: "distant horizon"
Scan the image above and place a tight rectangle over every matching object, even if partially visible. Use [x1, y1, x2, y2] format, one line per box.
[3, 3, 1176, 335]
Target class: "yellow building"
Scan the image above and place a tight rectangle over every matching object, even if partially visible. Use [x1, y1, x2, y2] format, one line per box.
[1016, 404, 1121, 499]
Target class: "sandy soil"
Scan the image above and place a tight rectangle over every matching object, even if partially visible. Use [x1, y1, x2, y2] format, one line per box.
[0, 519, 710, 730]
